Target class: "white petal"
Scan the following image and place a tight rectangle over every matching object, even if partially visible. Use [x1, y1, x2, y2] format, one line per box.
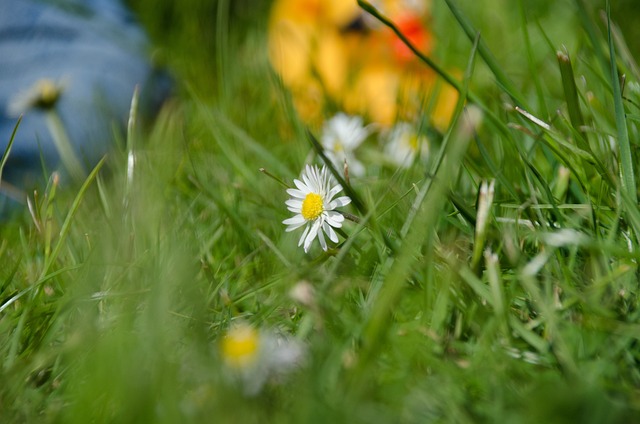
[329, 196, 351, 209]
[286, 221, 307, 232]
[304, 219, 322, 253]
[323, 221, 339, 243]
[287, 199, 302, 212]
[284, 220, 307, 232]
[317, 227, 327, 251]
[302, 166, 316, 191]
[321, 132, 336, 150]
[293, 179, 310, 193]
[323, 168, 334, 193]
[286, 199, 303, 209]
[315, 172, 324, 188]
[298, 225, 310, 247]
[325, 211, 344, 228]
[283, 215, 306, 228]
[286, 188, 307, 199]
[327, 184, 343, 201]
[283, 214, 305, 224]
[349, 128, 368, 149]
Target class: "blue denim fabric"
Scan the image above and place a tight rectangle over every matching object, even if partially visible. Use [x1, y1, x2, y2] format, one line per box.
[0, 0, 171, 213]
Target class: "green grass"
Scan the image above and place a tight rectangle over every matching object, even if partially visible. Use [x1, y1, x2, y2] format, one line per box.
[2, 0, 640, 422]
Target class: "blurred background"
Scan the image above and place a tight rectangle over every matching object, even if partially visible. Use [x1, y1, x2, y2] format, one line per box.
[3, 1, 640, 422]
[125, 0, 640, 95]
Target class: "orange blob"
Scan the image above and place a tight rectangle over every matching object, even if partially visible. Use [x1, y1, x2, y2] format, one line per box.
[392, 14, 432, 63]
[268, 0, 458, 131]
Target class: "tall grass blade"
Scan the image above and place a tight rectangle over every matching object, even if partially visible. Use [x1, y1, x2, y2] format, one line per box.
[0, 116, 21, 187]
[519, 0, 549, 118]
[557, 50, 585, 138]
[39, 157, 106, 279]
[351, 107, 475, 389]
[575, 0, 608, 75]
[606, 2, 638, 211]
[443, 0, 527, 107]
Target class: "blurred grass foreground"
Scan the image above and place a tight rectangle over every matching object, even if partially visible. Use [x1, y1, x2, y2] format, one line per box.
[2, 0, 640, 422]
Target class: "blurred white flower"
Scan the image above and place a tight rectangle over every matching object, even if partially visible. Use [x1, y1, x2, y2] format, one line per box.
[321, 113, 370, 177]
[221, 323, 305, 396]
[283, 164, 351, 253]
[7, 78, 66, 116]
[383, 122, 429, 168]
[289, 280, 316, 308]
[221, 323, 261, 369]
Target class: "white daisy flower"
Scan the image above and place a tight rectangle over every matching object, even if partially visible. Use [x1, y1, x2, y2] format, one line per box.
[7, 78, 66, 116]
[384, 122, 429, 168]
[221, 323, 305, 396]
[321, 113, 370, 177]
[283, 164, 351, 253]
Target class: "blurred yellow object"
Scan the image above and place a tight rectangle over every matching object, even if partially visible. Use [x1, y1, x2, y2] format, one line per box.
[221, 324, 260, 368]
[268, 0, 457, 130]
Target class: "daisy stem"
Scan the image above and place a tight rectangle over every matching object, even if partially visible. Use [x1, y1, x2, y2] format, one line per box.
[45, 109, 86, 183]
[341, 212, 361, 224]
[259, 167, 291, 189]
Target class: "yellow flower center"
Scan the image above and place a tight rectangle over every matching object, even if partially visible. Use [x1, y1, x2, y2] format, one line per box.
[221, 325, 260, 368]
[408, 134, 420, 152]
[34, 79, 61, 109]
[301, 192, 324, 220]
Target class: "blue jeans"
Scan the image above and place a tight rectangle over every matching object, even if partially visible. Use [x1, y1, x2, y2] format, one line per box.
[0, 0, 171, 214]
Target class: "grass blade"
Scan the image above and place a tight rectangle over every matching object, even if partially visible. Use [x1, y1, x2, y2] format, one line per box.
[443, 0, 527, 107]
[350, 106, 476, 390]
[0, 116, 21, 187]
[557, 49, 585, 138]
[606, 2, 638, 209]
[357, 0, 513, 141]
[40, 157, 106, 279]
